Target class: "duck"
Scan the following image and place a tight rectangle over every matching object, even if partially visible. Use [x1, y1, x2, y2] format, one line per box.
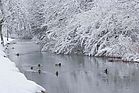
[38, 69, 41, 74]
[55, 64, 58, 66]
[16, 53, 20, 56]
[104, 69, 108, 74]
[38, 64, 41, 67]
[30, 66, 33, 70]
[55, 63, 62, 67]
[108, 59, 114, 62]
[56, 71, 58, 77]
[58, 63, 61, 66]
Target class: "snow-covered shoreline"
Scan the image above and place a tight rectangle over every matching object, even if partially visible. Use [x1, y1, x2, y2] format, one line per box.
[2, 0, 139, 63]
[0, 38, 46, 93]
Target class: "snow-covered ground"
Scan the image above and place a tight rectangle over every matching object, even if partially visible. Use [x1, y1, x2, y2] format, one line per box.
[0, 38, 45, 93]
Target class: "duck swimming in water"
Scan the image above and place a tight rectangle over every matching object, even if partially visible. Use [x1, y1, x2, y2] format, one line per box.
[38, 69, 41, 74]
[55, 63, 62, 67]
[104, 69, 108, 74]
[56, 71, 58, 77]
[38, 64, 41, 67]
[16, 53, 19, 56]
[58, 63, 61, 66]
[30, 66, 33, 70]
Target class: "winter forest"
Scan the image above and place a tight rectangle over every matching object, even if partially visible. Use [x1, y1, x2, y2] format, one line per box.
[1, 0, 139, 93]
[1, 0, 139, 60]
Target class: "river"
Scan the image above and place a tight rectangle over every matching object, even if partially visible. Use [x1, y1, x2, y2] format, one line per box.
[6, 40, 139, 93]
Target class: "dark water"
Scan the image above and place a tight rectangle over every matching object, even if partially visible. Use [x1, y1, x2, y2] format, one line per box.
[6, 40, 139, 93]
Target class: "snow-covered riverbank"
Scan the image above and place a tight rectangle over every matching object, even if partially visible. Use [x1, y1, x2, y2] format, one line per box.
[2, 0, 139, 62]
[0, 38, 45, 93]
[34, 0, 139, 62]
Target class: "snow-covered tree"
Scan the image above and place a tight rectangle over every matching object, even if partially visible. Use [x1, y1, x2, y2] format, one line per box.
[36, 0, 139, 61]
[2, 0, 139, 61]
[27, 0, 45, 39]
[1, 0, 32, 38]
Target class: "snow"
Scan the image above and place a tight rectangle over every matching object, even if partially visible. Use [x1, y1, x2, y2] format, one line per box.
[2, 0, 139, 61]
[0, 38, 45, 93]
[38, 0, 139, 62]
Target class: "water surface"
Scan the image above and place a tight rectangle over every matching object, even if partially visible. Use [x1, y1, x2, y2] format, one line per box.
[7, 40, 139, 93]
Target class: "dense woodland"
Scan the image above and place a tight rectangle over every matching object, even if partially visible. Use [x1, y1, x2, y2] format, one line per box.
[1, 0, 139, 61]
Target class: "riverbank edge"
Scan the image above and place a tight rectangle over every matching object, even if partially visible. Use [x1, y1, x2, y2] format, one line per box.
[41, 49, 139, 64]
[1, 38, 47, 93]
[94, 55, 139, 63]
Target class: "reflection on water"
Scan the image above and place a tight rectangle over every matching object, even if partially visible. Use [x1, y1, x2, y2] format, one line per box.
[7, 40, 139, 93]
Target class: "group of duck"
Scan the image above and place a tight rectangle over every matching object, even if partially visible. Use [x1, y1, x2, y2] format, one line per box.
[30, 63, 62, 77]
[7, 43, 109, 77]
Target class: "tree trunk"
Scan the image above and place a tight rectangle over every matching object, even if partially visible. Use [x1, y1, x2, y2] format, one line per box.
[7, 30, 9, 41]
[0, 0, 5, 46]
[0, 24, 4, 46]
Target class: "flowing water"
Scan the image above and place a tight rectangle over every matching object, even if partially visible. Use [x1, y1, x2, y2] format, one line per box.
[6, 40, 139, 93]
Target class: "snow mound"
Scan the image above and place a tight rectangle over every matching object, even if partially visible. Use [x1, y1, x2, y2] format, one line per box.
[0, 38, 45, 93]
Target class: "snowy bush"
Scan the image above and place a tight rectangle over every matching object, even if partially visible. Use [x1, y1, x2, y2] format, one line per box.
[39, 0, 139, 61]
[2, 0, 139, 61]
